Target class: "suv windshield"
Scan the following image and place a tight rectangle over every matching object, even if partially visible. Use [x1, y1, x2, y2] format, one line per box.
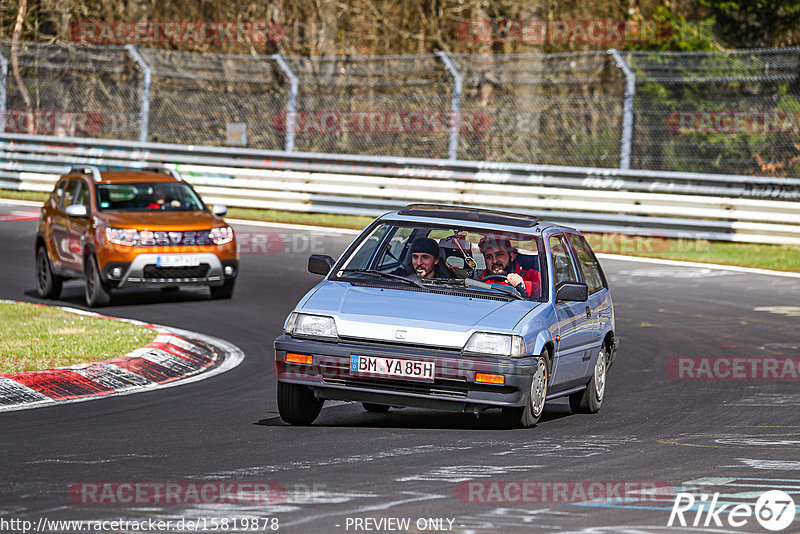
[334, 221, 546, 301]
[95, 182, 205, 212]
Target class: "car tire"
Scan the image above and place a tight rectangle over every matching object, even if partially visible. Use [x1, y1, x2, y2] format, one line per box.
[362, 403, 391, 413]
[36, 246, 63, 299]
[277, 381, 324, 425]
[569, 345, 607, 414]
[210, 279, 235, 299]
[501, 351, 550, 428]
[84, 255, 111, 308]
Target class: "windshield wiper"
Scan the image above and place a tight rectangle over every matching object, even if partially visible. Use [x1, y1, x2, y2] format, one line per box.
[338, 269, 428, 290]
[465, 278, 523, 300]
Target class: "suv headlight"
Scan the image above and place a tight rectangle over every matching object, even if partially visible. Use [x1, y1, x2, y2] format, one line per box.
[209, 226, 234, 245]
[285, 313, 339, 341]
[463, 332, 526, 359]
[105, 227, 138, 246]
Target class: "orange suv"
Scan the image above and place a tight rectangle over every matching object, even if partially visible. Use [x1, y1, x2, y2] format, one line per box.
[35, 165, 238, 307]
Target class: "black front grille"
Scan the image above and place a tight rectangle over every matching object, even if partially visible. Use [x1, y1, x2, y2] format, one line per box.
[142, 264, 210, 279]
[338, 337, 461, 355]
[324, 376, 469, 398]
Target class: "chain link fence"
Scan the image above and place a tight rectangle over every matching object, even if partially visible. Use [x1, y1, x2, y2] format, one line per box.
[629, 48, 800, 176]
[0, 41, 143, 140]
[1, 40, 799, 176]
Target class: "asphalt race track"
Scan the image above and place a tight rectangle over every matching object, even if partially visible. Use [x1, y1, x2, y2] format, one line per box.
[2, 200, 800, 534]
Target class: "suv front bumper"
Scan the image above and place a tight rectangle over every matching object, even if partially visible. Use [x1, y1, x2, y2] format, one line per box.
[274, 334, 539, 413]
[102, 253, 237, 288]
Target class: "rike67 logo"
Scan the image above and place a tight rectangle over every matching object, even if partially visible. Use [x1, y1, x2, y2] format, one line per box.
[669, 490, 796, 531]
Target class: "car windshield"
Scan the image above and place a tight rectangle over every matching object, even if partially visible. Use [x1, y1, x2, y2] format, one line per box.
[95, 182, 205, 212]
[334, 221, 546, 301]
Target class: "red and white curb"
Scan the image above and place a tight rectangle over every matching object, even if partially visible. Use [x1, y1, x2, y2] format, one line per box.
[0, 302, 244, 412]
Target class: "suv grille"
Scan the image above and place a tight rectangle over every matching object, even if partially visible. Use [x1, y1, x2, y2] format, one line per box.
[135, 230, 214, 247]
[142, 264, 210, 279]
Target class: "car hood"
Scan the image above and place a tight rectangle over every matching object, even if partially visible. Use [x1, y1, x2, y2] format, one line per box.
[299, 281, 539, 349]
[98, 210, 223, 231]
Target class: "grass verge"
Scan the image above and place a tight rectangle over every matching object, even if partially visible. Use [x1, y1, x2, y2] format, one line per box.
[0, 302, 158, 374]
[2, 189, 798, 272]
[0, 190, 48, 203]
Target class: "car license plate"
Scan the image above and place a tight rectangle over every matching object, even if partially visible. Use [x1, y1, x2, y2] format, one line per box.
[350, 355, 435, 380]
[156, 255, 200, 267]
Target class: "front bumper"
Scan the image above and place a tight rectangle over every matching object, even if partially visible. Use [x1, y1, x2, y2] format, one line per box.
[102, 253, 237, 288]
[274, 335, 539, 413]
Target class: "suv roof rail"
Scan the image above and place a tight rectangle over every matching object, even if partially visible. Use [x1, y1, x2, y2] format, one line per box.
[69, 165, 103, 183]
[140, 164, 183, 181]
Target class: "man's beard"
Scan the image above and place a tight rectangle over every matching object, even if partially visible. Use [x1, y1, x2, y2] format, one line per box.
[490, 262, 510, 274]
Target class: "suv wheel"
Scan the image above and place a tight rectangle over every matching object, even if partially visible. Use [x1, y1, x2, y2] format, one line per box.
[85, 255, 111, 307]
[36, 246, 63, 299]
[277, 382, 323, 425]
[210, 278, 235, 299]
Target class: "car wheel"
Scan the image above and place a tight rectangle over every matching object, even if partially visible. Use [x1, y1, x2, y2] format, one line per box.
[277, 382, 323, 425]
[84, 255, 111, 308]
[210, 279, 235, 299]
[36, 246, 63, 299]
[569, 345, 607, 414]
[362, 403, 391, 413]
[501, 351, 550, 428]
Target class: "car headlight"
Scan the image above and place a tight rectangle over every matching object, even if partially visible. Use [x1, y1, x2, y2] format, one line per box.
[463, 332, 526, 359]
[209, 226, 234, 245]
[105, 227, 138, 246]
[285, 313, 339, 341]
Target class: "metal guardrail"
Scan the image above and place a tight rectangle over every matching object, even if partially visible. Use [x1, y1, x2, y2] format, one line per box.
[1, 132, 799, 245]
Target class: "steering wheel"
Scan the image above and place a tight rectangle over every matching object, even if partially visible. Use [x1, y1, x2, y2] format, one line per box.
[480, 274, 509, 284]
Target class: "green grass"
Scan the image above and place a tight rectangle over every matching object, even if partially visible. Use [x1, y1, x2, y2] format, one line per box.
[583, 233, 800, 272]
[0, 302, 158, 374]
[227, 207, 372, 231]
[0, 190, 47, 203]
[2, 189, 798, 271]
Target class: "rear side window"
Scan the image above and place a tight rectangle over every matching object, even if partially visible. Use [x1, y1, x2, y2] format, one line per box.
[53, 180, 67, 206]
[60, 179, 80, 209]
[549, 235, 579, 286]
[568, 234, 606, 294]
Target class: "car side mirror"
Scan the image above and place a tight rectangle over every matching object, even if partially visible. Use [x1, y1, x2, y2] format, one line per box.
[212, 204, 228, 216]
[556, 281, 588, 302]
[65, 204, 88, 218]
[308, 254, 335, 276]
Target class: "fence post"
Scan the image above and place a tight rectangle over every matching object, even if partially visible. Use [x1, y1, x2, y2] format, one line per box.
[273, 54, 298, 153]
[0, 50, 7, 132]
[609, 48, 635, 170]
[436, 51, 463, 160]
[125, 45, 151, 143]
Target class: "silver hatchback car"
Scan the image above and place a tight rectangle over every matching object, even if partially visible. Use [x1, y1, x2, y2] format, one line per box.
[274, 205, 618, 427]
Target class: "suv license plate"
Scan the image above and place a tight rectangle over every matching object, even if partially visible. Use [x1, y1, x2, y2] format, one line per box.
[350, 355, 435, 380]
[157, 255, 200, 267]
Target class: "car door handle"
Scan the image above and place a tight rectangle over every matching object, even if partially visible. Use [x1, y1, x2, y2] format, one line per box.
[585, 306, 591, 319]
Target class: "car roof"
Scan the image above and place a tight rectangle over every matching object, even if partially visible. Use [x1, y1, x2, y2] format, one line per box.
[64, 169, 181, 184]
[382, 204, 578, 234]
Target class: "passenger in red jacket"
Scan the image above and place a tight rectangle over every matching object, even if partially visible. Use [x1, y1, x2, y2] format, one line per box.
[478, 236, 541, 298]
